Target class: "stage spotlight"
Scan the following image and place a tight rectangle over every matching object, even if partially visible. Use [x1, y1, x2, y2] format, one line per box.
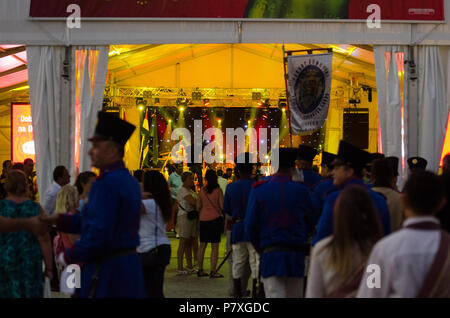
[282, 107, 286, 112]
[180, 107, 185, 112]
[278, 98, 287, 109]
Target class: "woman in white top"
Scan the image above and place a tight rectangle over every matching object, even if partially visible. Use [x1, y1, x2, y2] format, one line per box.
[306, 185, 383, 298]
[175, 171, 199, 275]
[138, 170, 172, 298]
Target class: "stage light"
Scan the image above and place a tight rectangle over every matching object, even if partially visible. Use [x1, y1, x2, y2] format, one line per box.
[282, 107, 286, 112]
[169, 119, 172, 123]
[278, 98, 287, 109]
[180, 107, 184, 112]
[248, 120, 251, 124]
[218, 119, 222, 123]
[139, 106, 144, 111]
[204, 99, 211, 107]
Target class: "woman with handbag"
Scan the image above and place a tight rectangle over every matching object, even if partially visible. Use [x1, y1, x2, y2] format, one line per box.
[196, 169, 224, 278]
[175, 171, 199, 275]
[138, 170, 172, 298]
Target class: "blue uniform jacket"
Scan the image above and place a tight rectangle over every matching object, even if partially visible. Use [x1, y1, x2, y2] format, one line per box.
[311, 178, 338, 219]
[312, 179, 391, 246]
[57, 162, 146, 298]
[302, 170, 323, 192]
[244, 174, 315, 278]
[223, 178, 255, 244]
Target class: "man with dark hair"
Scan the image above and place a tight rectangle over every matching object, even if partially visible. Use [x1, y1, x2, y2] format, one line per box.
[312, 141, 391, 245]
[364, 153, 385, 184]
[23, 158, 37, 201]
[42, 166, 70, 215]
[223, 153, 256, 298]
[0, 160, 12, 199]
[293, 145, 322, 191]
[386, 156, 400, 191]
[443, 154, 450, 175]
[245, 148, 315, 298]
[371, 158, 405, 232]
[42, 112, 146, 298]
[358, 171, 450, 297]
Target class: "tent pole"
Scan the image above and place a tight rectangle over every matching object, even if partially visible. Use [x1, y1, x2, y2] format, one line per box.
[282, 44, 294, 148]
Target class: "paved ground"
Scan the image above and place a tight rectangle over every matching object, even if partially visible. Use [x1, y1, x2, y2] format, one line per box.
[52, 233, 247, 298]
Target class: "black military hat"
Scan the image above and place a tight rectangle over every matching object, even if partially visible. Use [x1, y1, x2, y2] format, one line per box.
[279, 148, 299, 168]
[386, 156, 399, 177]
[297, 145, 318, 163]
[335, 140, 370, 170]
[408, 157, 427, 171]
[322, 152, 337, 169]
[89, 111, 136, 146]
[366, 153, 386, 170]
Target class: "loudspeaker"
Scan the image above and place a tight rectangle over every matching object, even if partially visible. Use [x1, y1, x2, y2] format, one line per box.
[343, 109, 369, 150]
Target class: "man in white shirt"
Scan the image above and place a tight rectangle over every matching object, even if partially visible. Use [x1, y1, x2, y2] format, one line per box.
[42, 166, 70, 215]
[168, 164, 183, 200]
[217, 169, 228, 195]
[357, 171, 450, 298]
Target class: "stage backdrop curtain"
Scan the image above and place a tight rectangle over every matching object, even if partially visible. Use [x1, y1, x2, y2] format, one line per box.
[374, 46, 409, 184]
[27, 46, 70, 200]
[72, 46, 109, 175]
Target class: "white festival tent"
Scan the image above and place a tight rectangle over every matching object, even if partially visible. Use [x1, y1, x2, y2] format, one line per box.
[1, 0, 450, 195]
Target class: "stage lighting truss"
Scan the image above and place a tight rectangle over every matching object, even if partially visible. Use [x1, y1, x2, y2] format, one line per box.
[107, 86, 287, 108]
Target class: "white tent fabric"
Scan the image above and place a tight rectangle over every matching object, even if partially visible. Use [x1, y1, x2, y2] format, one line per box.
[375, 45, 450, 176]
[26, 46, 69, 198]
[73, 46, 109, 175]
[417, 46, 449, 173]
[27, 45, 109, 198]
[374, 46, 408, 183]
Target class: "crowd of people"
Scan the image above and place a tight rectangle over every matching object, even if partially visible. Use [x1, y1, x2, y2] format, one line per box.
[0, 111, 450, 298]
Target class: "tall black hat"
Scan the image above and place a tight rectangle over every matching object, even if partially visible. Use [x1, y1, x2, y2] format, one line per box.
[322, 152, 337, 169]
[279, 148, 299, 168]
[386, 156, 399, 177]
[297, 145, 318, 163]
[89, 111, 136, 146]
[336, 141, 370, 170]
[408, 157, 427, 171]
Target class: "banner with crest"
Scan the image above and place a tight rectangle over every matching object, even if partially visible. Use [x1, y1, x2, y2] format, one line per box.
[287, 53, 333, 134]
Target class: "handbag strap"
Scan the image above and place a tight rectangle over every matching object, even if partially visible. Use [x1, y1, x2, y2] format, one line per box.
[202, 188, 222, 217]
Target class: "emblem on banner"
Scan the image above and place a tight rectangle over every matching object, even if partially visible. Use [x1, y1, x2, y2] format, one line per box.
[287, 53, 333, 134]
[294, 65, 325, 114]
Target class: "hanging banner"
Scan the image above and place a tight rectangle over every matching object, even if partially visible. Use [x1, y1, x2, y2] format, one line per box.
[29, 0, 444, 21]
[287, 53, 332, 134]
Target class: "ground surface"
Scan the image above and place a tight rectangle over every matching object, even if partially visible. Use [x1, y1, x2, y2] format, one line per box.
[52, 232, 242, 298]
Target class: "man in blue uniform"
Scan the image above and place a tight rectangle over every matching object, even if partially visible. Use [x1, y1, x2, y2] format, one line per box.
[312, 141, 391, 246]
[43, 112, 146, 298]
[223, 153, 257, 298]
[312, 151, 338, 218]
[293, 145, 322, 191]
[245, 148, 315, 298]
